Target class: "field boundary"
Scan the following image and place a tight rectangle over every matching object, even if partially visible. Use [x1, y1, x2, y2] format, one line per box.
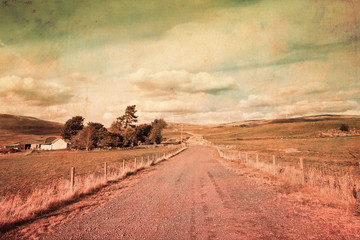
[215, 145, 360, 213]
[0, 145, 187, 233]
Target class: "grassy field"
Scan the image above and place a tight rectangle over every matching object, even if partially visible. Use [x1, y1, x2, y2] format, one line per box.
[0, 145, 185, 231]
[0, 145, 181, 198]
[1, 114, 359, 230]
[162, 123, 192, 141]
[185, 115, 360, 162]
[190, 115, 360, 209]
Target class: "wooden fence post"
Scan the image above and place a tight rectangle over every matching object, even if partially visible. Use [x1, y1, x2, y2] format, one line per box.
[273, 155, 276, 176]
[104, 162, 107, 181]
[135, 158, 137, 169]
[300, 157, 304, 184]
[256, 153, 259, 164]
[70, 167, 75, 191]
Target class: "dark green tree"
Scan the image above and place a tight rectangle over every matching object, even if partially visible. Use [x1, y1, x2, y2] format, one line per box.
[100, 132, 123, 148]
[149, 119, 167, 144]
[88, 122, 108, 148]
[135, 124, 152, 144]
[111, 105, 138, 132]
[122, 127, 137, 147]
[61, 116, 84, 140]
[123, 105, 138, 128]
[71, 122, 108, 150]
[340, 123, 350, 132]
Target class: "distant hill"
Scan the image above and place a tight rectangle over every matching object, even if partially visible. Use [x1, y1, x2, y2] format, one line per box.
[0, 114, 63, 147]
[187, 114, 360, 144]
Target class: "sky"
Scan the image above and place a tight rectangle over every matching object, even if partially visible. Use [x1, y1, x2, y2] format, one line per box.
[0, 0, 359, 126]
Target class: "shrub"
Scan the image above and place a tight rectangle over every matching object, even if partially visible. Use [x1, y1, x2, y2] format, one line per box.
[339, 124, 349, 132]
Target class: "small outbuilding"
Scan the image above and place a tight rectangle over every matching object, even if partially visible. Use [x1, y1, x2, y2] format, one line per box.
[40, 138, 69, 150]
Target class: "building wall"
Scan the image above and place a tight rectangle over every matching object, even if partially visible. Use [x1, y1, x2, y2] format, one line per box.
[52, 139, 68, 150]
[41, 144, 52, 150]
[31, 144, 40, 149]
[40, 139, 68, 150]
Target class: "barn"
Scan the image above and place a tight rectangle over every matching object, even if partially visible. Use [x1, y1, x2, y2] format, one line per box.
[40, 137, 69, 150]
[14, 140, 44, 150]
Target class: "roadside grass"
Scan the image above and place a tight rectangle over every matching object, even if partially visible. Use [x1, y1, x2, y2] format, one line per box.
[0, 145, 186, 233]
[216, 146, 360, 212]
[0, 146, 182, 197]
[192, 115, 360, 212]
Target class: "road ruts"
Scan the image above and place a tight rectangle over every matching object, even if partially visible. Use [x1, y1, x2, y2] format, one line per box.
[11, 146, 360, 239]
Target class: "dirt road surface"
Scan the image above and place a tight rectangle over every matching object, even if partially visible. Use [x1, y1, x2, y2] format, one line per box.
[3, 146, 360, 239]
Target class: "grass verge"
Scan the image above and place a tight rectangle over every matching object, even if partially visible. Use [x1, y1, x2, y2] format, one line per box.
[0, 146, 187, 233]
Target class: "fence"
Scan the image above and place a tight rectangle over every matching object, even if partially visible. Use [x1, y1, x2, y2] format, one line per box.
[216, 146, 360, 208]
[0, 145, 187, 232]
[69, 145, 187, 190]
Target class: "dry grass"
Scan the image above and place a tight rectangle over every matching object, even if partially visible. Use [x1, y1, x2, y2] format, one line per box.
[187, 115, 360, 212]
[0, 145, 187, 232]
[0, 114, 62, 147]
[162, 125, 192, 141]
[217, 147, 360, 211]
[188, 115, 360, 142]
[0, 145, 183, 197]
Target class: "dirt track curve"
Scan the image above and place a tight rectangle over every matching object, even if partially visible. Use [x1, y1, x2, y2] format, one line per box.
[3, 145, 360, 239]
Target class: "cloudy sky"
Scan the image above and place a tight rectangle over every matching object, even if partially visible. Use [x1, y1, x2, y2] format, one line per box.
[1, 0, 359, 125]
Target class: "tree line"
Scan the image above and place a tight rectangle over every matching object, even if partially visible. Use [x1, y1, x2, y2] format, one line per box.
[61, 105, 167, 150]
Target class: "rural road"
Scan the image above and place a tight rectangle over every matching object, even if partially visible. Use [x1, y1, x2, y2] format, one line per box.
[4, 145, 360, 239]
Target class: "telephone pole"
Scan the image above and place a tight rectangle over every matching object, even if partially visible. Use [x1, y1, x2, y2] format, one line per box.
[180, 124, 183, 143]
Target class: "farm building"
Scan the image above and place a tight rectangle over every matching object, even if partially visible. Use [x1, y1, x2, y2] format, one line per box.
[4, 137, 69, 151]
[4, 145, 19, 149]
[14, 140, 43, 150]
[40, 137, 69, 150]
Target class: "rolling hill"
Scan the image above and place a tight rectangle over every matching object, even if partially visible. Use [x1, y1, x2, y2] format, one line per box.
[0, 114, 63, 147]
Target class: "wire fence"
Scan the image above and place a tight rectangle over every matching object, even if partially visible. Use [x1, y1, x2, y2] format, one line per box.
[216, 145, 360, 210]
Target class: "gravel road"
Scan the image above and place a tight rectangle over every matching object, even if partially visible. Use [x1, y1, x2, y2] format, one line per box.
[4, 145, 360, 239]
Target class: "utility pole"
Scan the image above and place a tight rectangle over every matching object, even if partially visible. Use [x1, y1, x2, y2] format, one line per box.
[180, 124, 183, 143]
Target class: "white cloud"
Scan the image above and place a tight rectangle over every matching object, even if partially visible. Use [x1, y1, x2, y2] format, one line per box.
[239, 94, 276, 108]
[274, 100, 359, 118]
[0, 75, 73, 106]
[129, 69, 238, 95]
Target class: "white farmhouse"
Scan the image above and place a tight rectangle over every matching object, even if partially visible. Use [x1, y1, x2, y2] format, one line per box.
[40, 138, 69, 150]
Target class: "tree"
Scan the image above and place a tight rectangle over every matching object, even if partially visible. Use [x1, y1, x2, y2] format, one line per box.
[88, 122, 108, 149]
[71, 122, 108, 150]
[122, 127, 137, 147]
[340, 123, 350, 132]
[110, 105, 138, 133]
[135, 124, 152, 144]
[100, 132, 123, 148]
[61, 116, 84, 140]
[71, 127, 93, 150]
[149, 119, 167, 144]
[123, 105, 138, 128]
